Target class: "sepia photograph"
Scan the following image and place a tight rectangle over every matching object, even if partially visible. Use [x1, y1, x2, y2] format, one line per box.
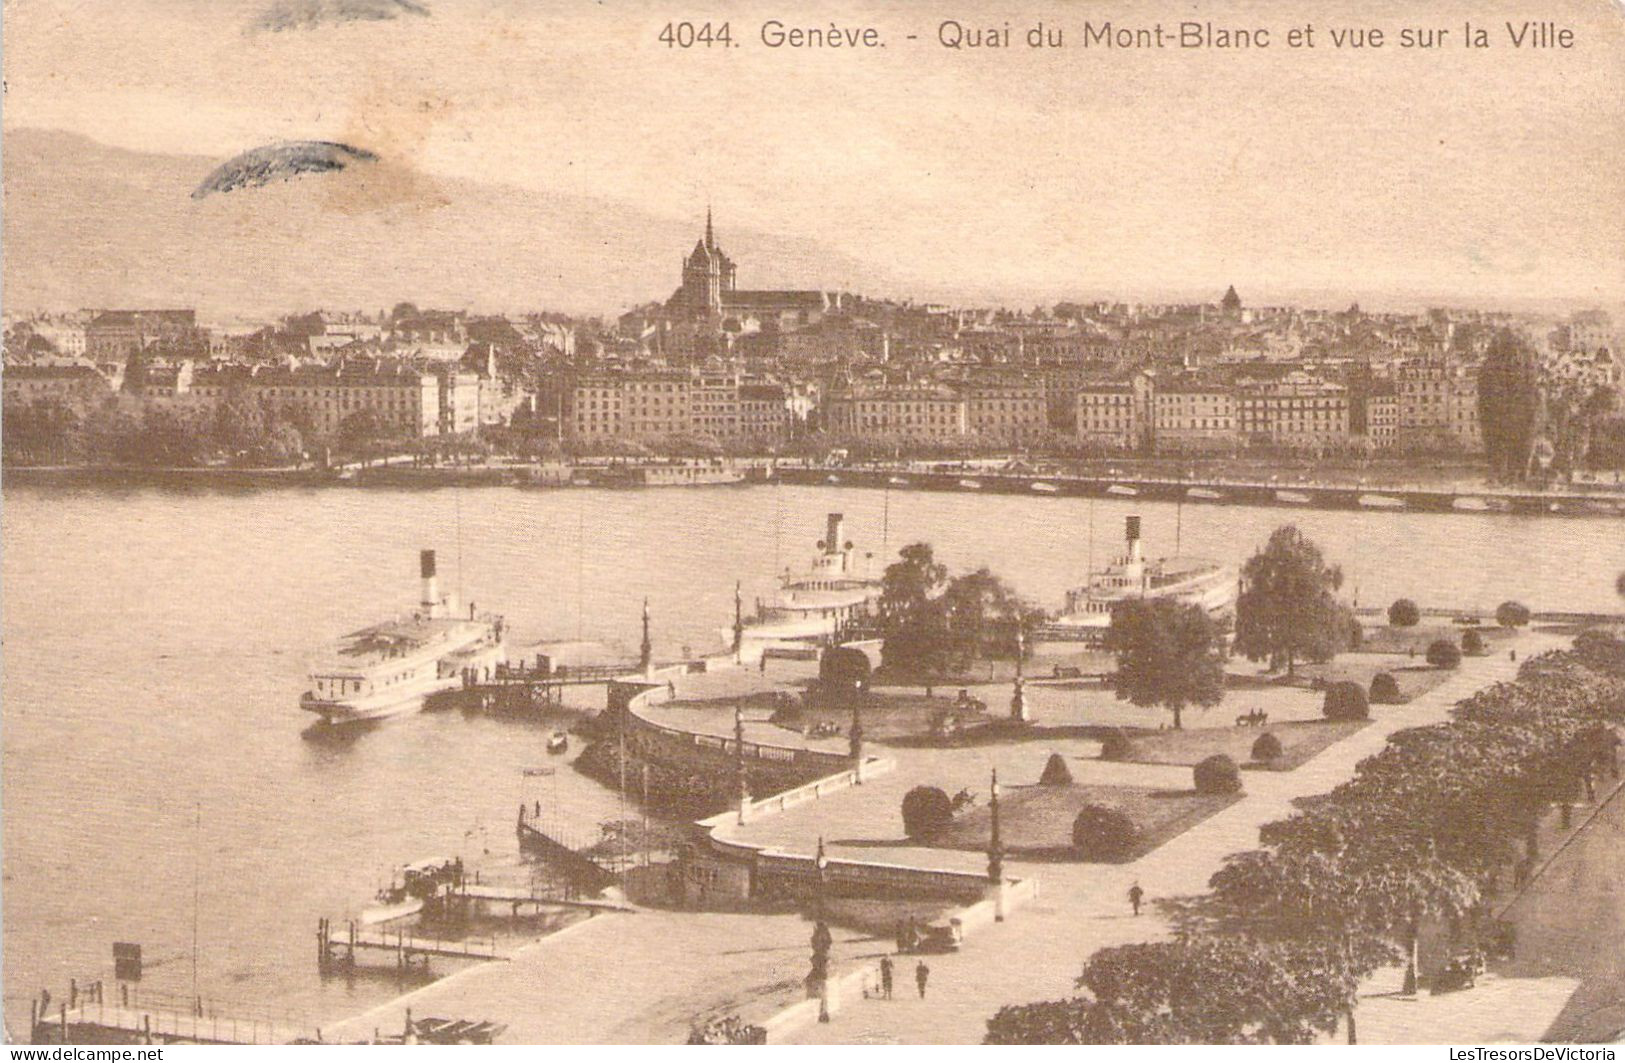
[2, 0, 1624, 1048]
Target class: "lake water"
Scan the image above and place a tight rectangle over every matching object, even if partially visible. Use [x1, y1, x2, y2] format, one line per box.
[4, 482, 1622, 1033]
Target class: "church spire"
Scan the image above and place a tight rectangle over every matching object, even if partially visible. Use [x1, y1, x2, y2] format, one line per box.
[705, 206, 715, 250]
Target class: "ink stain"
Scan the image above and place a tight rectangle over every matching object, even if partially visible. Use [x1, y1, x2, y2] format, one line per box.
[192, 141, 380, 199]
[250, 0, 429, 33]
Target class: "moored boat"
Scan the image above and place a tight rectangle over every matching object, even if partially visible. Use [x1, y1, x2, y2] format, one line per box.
[301, 550, 507, 726]
[1034, 516, 1237, 650]
[722, 513, 882, 648]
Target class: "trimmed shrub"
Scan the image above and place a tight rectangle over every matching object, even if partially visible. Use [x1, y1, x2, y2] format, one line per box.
[1038, 752, 1075, 786]
[818, 646, 872, 697]
[1323, 681, 1370, 721]
[1427, 639, 1462, 669]
[1250, 732, 1284, 762]
[1347, 616, 1365, 649]
[1071, 804, 1141, 861]
[1496, 601, 1532, 628]
[1461, 628, 1486, 656]
[901, 786, 954, 839]
[1099, 727, 1134, 761]
[1369, 671, 1401, 704]
[1388, 599, 1421, 627]
[1193, 754, 1242, 794]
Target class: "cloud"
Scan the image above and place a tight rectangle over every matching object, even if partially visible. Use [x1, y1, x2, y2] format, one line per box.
[192, 140, 380, 198]
[250, 0, 429, 33]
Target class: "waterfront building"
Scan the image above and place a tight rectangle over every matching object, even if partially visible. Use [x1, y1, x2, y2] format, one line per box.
[1395, 358, 1480, 449]
[0, 363, 114, 409]
[1148, 379, 1238, 452]
[957, 380, 1048, 443]
[822, 383, 968, 441]
[736, 382, 793, 440]
[188, 361, 442, 438]
[1073, 380, 1143, 449]
[1236, 371, 1350, 448]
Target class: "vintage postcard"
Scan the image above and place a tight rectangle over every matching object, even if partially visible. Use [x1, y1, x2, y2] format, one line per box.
[3, 0, 1623, 1049]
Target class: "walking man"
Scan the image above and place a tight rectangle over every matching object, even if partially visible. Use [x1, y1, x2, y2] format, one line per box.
[1128, 881, 1145, 917]
[879, 956, 894, 1000]
[915, 961, 930, 999]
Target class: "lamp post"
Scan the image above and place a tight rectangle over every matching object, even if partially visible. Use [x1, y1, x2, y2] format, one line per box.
[734, 705, 750, 824]
[988, 767, 1006, 921]
[732, 580, 744, 660]
[639, 597, 652, 674]
[811, 837, 833, 1022]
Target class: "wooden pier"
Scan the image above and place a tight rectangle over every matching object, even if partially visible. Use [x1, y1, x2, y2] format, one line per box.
[29, 990, 320, 1046]
[448, 661, 641, 714]
[516, 805, 621, 893]
[318, 918, 507, 969]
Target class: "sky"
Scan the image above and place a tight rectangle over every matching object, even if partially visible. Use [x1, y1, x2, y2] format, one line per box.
[4, 0, 1624, 311]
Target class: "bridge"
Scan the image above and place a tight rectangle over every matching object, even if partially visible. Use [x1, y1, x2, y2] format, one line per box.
[774, 464, 1625, 517]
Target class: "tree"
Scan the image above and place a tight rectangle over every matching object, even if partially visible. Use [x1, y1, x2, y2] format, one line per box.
[877, 543, 952, 676]
[901, 786, 954, 839]
[1071, 805, 1141, 861]
[1105, 598, 1225, 729]
[1039, 752, 1075, 786]
[817, 647, 871, 701]
[1426, 639, 1462, 669]
[985, 937, 1354, 1044]
[1388, 599, 1421, 627]
[1495, 601, 1531, 629]
[1369, 672, 1401, 704]
[1251, 732, 1284, 763]
[1322, 681, 1370, 721]
[1234, 527, 1353, 676]
[1194, 754, 1242, 794]
[1478, 329, 1541, 481]
[1461, 629, 1485, 656]
[939, 567, 1043, 666]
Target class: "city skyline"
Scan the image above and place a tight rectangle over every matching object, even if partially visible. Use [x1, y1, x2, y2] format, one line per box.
[4, 0, 1623, 317]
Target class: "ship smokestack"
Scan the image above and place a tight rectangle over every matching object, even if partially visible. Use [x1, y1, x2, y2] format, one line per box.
[420, 549, 439, 612]
[825, 513, 844, 556]
[1125, 516, 1143, 564]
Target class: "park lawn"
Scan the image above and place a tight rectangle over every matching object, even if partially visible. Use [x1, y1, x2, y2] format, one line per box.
[773, 693, 992, 741]
[1225, 658, 1452, 705]
[1106, 718, 1369, 772]
[1357, 623, 1513, 656]
[928, 783, 1239, 863]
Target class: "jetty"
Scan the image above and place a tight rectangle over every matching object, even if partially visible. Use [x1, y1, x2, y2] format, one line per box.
[29, 989, 321, 1046]
[318, 919, 508, 969]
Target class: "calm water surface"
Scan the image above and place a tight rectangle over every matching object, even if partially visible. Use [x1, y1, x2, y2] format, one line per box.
[4, 483, 1622, 1030]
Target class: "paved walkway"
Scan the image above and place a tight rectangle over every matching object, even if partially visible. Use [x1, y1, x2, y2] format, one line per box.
[789, 633, 1568, 1044]
[319, 634, 1578, 1044]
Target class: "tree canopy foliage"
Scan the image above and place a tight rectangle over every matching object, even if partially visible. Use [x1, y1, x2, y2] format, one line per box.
[877, 543, 1042, 678]
[1234, 526, 1354, 675]
[1104, 598, 1225, 729]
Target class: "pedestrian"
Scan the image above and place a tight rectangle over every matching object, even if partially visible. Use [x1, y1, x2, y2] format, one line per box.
[1510, 649, 1517, 662]
[915, 961, 930, 999]
[879, 956, 893, 999]
[1128, 882, 1144, 916]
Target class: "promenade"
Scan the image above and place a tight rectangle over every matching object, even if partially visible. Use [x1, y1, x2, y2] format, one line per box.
[786, 630, 1579, 1045]
[320, 630, 1601, 1044]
